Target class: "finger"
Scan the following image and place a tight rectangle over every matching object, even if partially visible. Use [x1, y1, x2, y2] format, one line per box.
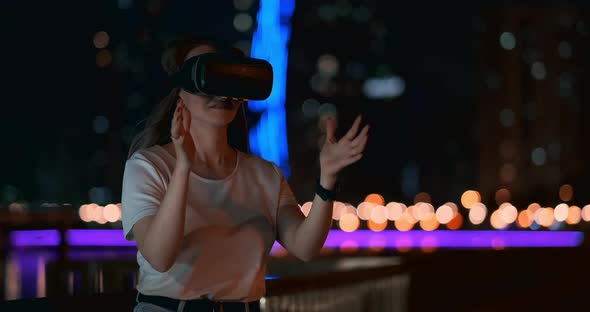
[183, 105, 191, 132]
[350, 136, 368, 156]
[182, 105, 191, 134]
[340, 153, 364, 167]
[325, 117, 336, 143]
[343, 115, 362, 141]
[350, 124, 370, 147]
[171, 104, 182, 139]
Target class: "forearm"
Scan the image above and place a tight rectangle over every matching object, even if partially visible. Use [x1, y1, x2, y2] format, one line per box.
[292, 175, 336, 261]
[141, 165, 190, 271]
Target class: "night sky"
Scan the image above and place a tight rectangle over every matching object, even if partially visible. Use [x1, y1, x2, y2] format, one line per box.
[1, 0, 588, 213]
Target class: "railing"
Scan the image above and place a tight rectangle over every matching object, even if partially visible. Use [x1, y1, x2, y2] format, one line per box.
[263, 256, 408, 311]
[0, 254, 408, 312]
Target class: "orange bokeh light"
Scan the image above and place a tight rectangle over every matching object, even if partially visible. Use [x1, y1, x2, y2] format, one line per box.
[414, 192, 432, 204]
[495, 188, 511, 205]
[339, 213, 360, 232]
[419, 215, 440, 231]
[368, 219, 388, 232]
[559, 184, 574, 202]
[461, 190, 481, 209]
[566, 206, 581, 225]
[517, 210, 533, 228]
[365, 193, 385, 206]
[446, 213, 463, 230]
[394, 218, 414, 232]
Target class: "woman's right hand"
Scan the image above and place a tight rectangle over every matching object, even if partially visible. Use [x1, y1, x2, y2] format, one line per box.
[171, 99, 195, 170]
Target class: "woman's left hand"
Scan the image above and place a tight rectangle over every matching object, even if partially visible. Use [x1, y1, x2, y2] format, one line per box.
[319, 115, 370, 183]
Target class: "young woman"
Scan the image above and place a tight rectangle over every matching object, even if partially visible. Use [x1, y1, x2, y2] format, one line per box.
[122, 36, 369, 312]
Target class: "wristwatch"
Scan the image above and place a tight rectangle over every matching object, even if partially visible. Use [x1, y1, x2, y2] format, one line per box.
[315, 177, 339, 201]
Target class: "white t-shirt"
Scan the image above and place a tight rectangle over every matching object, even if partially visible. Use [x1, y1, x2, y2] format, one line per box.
[121, 144, 299, 301]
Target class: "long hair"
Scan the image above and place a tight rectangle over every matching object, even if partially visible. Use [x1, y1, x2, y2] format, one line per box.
[127, 36, 250, 159]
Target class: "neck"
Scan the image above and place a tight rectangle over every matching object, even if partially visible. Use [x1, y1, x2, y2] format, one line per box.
[189, 123, 234, 166]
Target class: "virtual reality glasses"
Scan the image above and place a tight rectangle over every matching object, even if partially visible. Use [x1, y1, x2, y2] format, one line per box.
[172, 52, 274, 101]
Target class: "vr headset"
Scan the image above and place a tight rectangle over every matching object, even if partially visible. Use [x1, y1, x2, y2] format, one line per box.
[172, 52, 274, 101]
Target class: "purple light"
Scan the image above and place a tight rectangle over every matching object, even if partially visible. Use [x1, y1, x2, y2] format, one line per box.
[66, 248, 139, 261]
[66, 229, 135, 246]
[8, 229, 585, 249]
[9, 230, 61, 247]
[321, 230, 584, 248]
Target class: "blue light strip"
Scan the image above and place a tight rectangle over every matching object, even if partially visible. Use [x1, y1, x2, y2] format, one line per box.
[249, 0, 294, 178]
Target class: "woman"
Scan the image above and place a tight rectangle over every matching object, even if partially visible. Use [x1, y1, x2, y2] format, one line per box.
[122, 36, 369, 312]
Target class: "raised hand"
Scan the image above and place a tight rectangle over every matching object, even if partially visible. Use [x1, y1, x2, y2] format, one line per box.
[319, 115, 369, 180]
[171, 98, 196, 169]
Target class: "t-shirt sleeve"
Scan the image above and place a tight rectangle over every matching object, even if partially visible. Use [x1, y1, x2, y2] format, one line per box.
[121, 154, 166, 241]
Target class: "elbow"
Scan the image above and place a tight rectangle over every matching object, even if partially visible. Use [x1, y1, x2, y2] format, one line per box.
[152, 262, 173, 273]
[147, 256, 175, 273]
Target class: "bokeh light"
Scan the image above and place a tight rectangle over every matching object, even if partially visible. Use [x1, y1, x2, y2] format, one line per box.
[435, 205, 454, 224]
[93, 31, 110, 49]
[317, 54, 340, 77]
[367, 219, 388, 232]
[365, 193, 385, 206]
[332, 201, 346, 220]
[419, 215, 439, 231]
[469, 203, 488, 225]
[446, 213, 463, 230]
[234, 0, 254, 10]
[517, 210, 534, 228]
[339, 213, 360, 232]
[103, 204, 121, 223]
[301, 202, 312, 217]
[414, 202, 435, 221]
[499, 32, 516, 50]
[537, 208, 555, 228]
[317, 102, 338, 121]
[490, 210, 508, 229]
[531, 62, 547, 80]
[566, 206, 581, 225]
[461, 190, 481, 209]
[233, 13, 253, 32]
[495, 188, 511, 205]
[79, 204, 91, 222]
[499, 203, 518, 224]
[413, 192, 432, 204]
[582, 205, 590, 222]
[499, 109, 515, 128]
[527, 203, 541, 213]
[370, 205, 388, 224]
[302, 98, 320, 119]
[531, 147, 547, 166]
[96, 49, 112, 67]
[394, 218, 414, 232]
[357, 201, 376, 221]
[559, 184, 574, 202]
[554, 203, 569, 222]
[386, 202, 406, 221]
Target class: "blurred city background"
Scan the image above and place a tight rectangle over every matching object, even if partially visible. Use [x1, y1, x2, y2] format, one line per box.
[1, 0, 590, 311]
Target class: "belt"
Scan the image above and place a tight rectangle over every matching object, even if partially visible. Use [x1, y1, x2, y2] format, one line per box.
[137, 292, 261, 312]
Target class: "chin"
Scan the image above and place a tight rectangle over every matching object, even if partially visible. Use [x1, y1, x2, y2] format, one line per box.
[204, 108, 238, 127]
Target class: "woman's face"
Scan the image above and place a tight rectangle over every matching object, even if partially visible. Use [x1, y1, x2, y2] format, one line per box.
[178, 45, 242, 128]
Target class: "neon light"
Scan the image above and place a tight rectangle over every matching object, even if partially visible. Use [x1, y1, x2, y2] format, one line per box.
[323, 230, 584, 248]
[9, 230, 61, 247]
[66, 229, 135, 246]
[249, 0, 294, 178]
[9, 229, 583, 249]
